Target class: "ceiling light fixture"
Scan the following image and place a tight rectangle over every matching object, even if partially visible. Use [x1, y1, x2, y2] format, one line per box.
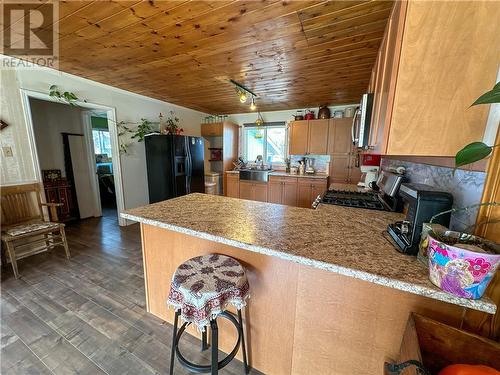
[255, 111, 264, 127]
[250, 97, 256, 111]
[230, 79, 258, 108]
[238, 90, 248, 103]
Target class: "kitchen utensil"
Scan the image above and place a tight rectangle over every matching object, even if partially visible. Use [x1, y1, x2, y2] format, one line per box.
[294, 110, 304, 120]
[344, 107, 355, 117]
[304, 110, 315, 120]
[318, 105, 330, 119]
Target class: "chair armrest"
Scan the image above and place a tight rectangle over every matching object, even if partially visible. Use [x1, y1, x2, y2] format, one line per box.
[41, 202, 64, 207]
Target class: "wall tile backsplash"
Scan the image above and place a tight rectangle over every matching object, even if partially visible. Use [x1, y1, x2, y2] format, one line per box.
[289, 154, 331, 173]
[381, 158, 486, 232]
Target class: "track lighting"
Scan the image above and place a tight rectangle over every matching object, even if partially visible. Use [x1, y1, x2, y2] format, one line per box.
[238, 90, 247, 103]
[230, 79, 258, 109]
[250, 97, 256, 111]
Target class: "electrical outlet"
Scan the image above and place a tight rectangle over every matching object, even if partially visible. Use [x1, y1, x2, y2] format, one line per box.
[2, 146, 13, 157]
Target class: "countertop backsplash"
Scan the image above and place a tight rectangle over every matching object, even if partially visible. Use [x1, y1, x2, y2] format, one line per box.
[381, 158, 486, 232]
[290, 154, 331, 173]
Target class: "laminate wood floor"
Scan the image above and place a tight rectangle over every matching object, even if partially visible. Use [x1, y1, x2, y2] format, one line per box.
[1, 212, 259, 375]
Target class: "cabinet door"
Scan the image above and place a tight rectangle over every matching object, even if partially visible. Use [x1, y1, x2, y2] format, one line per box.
[330, 155, 350, 183]
[201, 123, 223, 137]
[328, 118, 353, 154]
[297, 181, 312, 208]
[226, 175, 239, 198]
[254, 183, 268, 202]
[289, 121, 309, 155]
[268, 179, 283, 204]
[239, 181, 253, 200]
[308, 119, 329, 154]
[282, 178, 298, 206]
[310, 180, 328, 202]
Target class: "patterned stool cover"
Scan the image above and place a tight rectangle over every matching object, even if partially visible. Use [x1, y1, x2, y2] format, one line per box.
[167, 254, 250, 330]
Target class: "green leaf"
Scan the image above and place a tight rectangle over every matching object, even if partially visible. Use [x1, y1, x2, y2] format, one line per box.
[49, 85, 57, 91]
[472, 82, 500, 106]
[455, 142, 492, 167]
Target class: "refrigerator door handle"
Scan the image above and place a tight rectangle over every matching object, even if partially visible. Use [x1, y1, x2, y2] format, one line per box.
[186, 137, 192, 194]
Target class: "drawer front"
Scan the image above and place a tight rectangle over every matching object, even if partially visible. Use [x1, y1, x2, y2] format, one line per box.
[226, 173, 239, 181]
[297, 178, 327, 186]
[269, 175, 298, 184]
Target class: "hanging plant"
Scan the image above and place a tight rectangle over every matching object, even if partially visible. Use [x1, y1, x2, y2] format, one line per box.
[455, 82, 500, 167]
[49, 85, 83, 106]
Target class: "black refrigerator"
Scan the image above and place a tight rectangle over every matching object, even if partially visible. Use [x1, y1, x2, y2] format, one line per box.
[145, 134, 205, 203]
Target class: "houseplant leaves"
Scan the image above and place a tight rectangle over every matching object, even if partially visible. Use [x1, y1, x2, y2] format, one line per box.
[471, 82, 500, 106]
[455, 142, 492, 167]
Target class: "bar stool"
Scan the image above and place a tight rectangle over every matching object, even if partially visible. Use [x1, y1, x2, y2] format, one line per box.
[167, 254, 250, 375]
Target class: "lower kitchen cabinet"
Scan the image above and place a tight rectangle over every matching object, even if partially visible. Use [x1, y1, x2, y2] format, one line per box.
[226, 173, 327, 207]
[268, 176, 298, 206]
[239, 180, 268, 202]
[297, 178, 328, 208]
[253, 183, 268, 202]
[225, 173, 239, 198]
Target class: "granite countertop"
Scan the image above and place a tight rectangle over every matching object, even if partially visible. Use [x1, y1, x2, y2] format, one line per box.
[122, 193, 496, 314]
[226, 170, 328, 179]
[270, 171, 328, 179]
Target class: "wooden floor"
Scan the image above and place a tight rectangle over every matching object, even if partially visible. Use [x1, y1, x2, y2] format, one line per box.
[1, 211, 257, 375]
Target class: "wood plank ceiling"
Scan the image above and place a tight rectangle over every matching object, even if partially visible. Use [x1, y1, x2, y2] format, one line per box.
[53, 0, 393, 114]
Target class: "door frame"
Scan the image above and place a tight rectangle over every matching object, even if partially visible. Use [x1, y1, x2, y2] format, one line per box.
[81, 110, 102, 218]
[19, 88, 127, 226]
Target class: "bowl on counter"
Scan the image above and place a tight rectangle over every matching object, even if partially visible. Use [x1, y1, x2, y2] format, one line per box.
[427, 232, 500, 299]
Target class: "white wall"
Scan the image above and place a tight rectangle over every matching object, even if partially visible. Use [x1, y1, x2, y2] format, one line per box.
[0, 57, 208, 212]
[30, 98, 84, 177]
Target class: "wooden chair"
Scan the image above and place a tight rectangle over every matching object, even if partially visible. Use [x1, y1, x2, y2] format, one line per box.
[1, 183, 70, 279]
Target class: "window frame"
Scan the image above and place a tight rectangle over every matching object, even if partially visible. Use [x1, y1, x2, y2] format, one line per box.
[241, 122, 288, 165]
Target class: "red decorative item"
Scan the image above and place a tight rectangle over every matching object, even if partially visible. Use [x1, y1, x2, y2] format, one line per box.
[360, 153, 381, 166]
[304, 110, 315, 120]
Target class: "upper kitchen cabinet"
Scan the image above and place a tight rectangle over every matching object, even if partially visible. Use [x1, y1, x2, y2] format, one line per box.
[369, 0, 500, 156]
[289, 119, 329, 155]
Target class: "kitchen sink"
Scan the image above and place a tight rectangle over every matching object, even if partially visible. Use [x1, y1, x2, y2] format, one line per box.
[239, 169, 273, 182]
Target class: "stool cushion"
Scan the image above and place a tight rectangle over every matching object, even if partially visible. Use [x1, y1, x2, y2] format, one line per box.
[167, 254, 250, 330]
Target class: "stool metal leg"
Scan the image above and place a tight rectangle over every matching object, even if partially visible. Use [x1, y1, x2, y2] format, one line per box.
[202, 329, 209, 351]
[238, 310, 250, 374]
[210, 319, 218, 375]
[170, 310, 180, 375]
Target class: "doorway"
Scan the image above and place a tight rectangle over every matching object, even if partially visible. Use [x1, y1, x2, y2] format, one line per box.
[22, 92, 125, 226]
[88, 113, 117, 218]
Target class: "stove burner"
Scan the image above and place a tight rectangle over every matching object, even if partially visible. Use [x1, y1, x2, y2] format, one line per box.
[320, 189, 387, 211]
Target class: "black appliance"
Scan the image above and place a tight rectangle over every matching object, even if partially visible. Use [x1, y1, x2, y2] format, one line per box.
[145, 134, 205, 203]
[315, 171, 405, 211]
[387, 183, 453, 255]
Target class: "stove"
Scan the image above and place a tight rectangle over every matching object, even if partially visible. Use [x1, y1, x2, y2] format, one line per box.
[318, 189, 387, 211]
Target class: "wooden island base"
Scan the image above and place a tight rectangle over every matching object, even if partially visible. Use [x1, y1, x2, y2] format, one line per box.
[140, 224, 466, 375]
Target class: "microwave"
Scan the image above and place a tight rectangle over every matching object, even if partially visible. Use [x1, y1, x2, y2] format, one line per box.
[352, 93, 374, 149]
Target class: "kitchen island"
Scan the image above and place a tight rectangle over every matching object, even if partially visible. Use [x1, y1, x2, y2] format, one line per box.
[122, 193, 496, 375]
